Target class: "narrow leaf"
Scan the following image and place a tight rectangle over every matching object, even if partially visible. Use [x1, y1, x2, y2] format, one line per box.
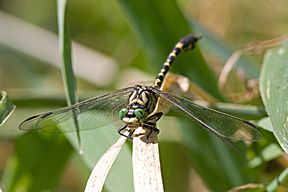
[57, 0, 81, 147]
[84, 136, 127, 192]
[66, 126, 134, 191]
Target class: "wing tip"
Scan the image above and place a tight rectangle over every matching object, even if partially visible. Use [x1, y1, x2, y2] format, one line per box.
[19, 115, 39, 130]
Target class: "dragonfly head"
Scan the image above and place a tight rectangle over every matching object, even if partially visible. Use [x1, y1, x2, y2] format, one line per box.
[119, 107, 147, 124]
[119, 85, 156, 124]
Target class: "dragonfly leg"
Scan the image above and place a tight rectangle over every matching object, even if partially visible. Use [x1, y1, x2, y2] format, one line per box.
[128, 128, 136, 138]
[118, 124, 132, 139]
[148, 112, 163, 122]
[144, 123, 159, 139]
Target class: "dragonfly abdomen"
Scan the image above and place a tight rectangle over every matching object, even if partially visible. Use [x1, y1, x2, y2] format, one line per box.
[153, 35, 201, 88]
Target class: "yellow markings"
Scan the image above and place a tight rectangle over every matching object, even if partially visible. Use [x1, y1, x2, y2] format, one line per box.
[164, 62, 170, 66]
[232, 128, 253, 143]
[154, 79, 161, 85]
[141, 92, 148, 104]
[175, 42, 184, 49]
[123, 117, 138, 123]
[160, 69, 166, 73]
[137, 100, 145, 105]
[129, 99, 137, 104]
[129, 99, 145, 106]
[169, 52, 176, 58]
[129, 91, 137, 102]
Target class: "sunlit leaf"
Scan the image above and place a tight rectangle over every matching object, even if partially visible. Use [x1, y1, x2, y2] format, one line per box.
[260, 42, 288, 153]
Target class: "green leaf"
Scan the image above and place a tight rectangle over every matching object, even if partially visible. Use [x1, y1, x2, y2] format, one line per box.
[1, 132, 72, 192]
[260, 42, 288, 153]
[57, 0, 81, 147]
[56, 2, 133, 190]
[57, 0, 77, 105]
[159, 142, 192, 192]
[0, 91, 15, 126]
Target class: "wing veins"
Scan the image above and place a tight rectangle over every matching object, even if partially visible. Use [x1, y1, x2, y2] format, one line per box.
[148, 87, 261, 141]
[19, 86, 134, 131]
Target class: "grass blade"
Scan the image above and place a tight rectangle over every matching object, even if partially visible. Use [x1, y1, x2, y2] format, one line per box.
[84, 136, 127, 192]
[57, 0, 81, 148]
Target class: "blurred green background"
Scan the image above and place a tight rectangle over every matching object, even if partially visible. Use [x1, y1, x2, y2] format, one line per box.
[1, 0, 288, 191]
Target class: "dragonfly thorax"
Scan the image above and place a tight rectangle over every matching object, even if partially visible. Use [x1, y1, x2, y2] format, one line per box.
[119, 85, 158, 125]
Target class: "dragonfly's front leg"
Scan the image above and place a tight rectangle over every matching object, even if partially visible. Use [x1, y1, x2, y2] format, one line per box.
[118, 124, 138, 139]
[118, 124, 131, 139]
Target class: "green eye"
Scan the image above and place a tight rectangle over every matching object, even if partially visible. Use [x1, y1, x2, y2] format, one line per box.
[134, 108, 147, 121]
[119, 108, 128, 120]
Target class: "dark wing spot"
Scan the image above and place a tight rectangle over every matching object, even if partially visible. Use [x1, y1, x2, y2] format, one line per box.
[40, 112, 53, 119]
[23, 114, 40, 121]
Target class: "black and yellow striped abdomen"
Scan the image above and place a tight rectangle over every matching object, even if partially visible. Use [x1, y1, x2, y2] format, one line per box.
[153, 35, 201, 88]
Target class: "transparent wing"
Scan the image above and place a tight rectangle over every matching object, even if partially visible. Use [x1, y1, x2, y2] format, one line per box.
[19, 87, 134, 132]
[149, 87, 261, 142]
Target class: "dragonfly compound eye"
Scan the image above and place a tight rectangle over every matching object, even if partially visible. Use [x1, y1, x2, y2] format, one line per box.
[119, 108, 128, 120]
[134, 108, 147, 121]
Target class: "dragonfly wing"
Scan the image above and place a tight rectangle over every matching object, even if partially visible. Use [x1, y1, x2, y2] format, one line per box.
[149, 87, 261, 142]
[19, 86, 134, 132]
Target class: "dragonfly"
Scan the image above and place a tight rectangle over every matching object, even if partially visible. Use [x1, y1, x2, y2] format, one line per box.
[19, 35, 261, 143]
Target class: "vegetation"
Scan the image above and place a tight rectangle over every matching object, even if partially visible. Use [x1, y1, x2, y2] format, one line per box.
[1, 0, 288, 191]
